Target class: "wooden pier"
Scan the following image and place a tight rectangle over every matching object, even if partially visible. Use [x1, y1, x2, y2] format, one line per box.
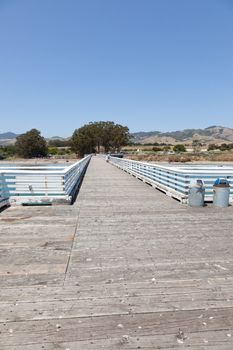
[0, 156, 233, 349]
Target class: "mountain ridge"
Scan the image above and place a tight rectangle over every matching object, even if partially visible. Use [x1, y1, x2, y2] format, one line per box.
[131, 125, 233, 144]
[1, 125, 233, 146]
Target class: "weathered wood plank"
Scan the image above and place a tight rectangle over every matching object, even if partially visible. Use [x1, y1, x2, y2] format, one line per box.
[1, 308, 233, 346]
[1, 292, 233, 323]
[2, 331, 233, 350]
[1, 157, 233, 348]
[1, 276, 233, 302]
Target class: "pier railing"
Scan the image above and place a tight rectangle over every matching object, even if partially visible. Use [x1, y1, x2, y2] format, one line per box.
[0, 174, 10, 208]
[0, 155, 91, 205]
[109, 156, 233, 203]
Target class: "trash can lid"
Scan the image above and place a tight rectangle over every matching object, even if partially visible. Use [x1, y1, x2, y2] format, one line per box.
[214, 178, 230, 186]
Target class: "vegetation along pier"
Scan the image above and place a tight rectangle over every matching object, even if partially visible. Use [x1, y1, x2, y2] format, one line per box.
[0, 156, 233, 349]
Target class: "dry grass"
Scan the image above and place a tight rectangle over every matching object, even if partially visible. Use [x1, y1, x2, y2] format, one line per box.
[126, 151, 233, 163]
[0, 157, 78, 165]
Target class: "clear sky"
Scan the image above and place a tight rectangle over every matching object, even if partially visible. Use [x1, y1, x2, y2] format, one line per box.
[0, 0, 233, 137]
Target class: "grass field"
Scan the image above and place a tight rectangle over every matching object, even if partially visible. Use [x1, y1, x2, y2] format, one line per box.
[125, 151, 233, 163]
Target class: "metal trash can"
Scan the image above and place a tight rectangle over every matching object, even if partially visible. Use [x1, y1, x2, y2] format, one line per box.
[188, 179, 205, 207]
[213, 178, 230, 208]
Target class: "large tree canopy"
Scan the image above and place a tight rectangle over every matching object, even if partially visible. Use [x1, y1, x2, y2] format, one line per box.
[71, 121, 130, 157]
[15, 129, 48, 158]
[71, 123, 97, 157]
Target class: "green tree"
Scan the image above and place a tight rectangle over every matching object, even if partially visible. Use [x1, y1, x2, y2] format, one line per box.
[208, 144, 219, 151]
[71, 121, 130, 156]
[219, 143, 230, 151]
[173, 144, 187, 153]
[71, 123, 97, 157]
[100, 122, 130, 152]
[15, 129, 48, 158]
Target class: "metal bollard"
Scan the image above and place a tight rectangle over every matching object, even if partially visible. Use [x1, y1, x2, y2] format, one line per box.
[213, 178, 230, 208]
[188, 179, 205, 207]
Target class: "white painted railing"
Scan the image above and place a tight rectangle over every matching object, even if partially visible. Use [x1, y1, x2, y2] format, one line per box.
[0, 174, 10, 208]
[0, 155, 91, 205]
[109, 157, 233, 203]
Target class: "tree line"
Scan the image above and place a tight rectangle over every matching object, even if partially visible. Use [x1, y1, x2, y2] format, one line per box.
[0, 121, 130, 159]
[208, 143, 233, 151]
[71, 121, 130, 156]
[2, 123, 233, 159]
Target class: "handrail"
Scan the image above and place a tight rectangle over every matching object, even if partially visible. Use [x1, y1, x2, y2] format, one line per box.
[0, 155, 91, 205]
[109, 157, 233, 203]
[0, 172, 10, 208]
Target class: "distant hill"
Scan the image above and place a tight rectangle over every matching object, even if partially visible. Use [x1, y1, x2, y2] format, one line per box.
[49, 136, 68, 140]
[0, 132, 18, 140]
[2, 126, 233, 147]
[132, 131, 161, 139]
[0, 132, 70, 146]
[131, 126, 233, 145]
[0, 132, 19, 145]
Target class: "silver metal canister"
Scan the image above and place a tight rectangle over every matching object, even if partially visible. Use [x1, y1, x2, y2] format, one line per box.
[188, 179, 205, 207]
[213, 178, 230, 208]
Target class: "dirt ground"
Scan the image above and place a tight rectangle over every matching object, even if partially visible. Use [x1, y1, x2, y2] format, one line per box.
[0, 157, 78, 165]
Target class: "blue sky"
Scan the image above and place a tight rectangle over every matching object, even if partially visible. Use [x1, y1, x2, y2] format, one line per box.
[0, 0, 233, 137]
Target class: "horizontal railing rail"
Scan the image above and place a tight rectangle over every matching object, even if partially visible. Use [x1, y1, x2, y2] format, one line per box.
[0, 174, 10, 208]
[109, 157, 233, 203]
[0, 155, 91, 205]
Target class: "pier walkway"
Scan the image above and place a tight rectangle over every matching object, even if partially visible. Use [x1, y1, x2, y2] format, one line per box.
[1, 156, 233, 349]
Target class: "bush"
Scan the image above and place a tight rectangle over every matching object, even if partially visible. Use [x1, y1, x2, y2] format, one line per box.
[173, 144, 187, 153]
[152, 146, 162, 152]
[0, 145, 16, 159]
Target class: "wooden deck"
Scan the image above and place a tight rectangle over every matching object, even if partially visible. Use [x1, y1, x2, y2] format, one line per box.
[1, 156, 233, 349]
